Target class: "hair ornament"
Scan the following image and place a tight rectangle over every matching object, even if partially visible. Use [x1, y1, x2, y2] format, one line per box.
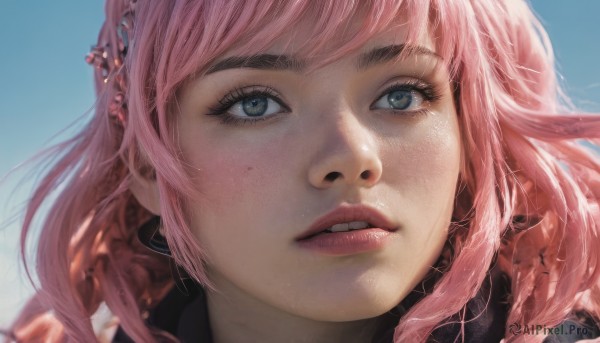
[85, 46, 110, 82]
[85, 0, 136, 126]
[108, 92, 127, 124]
[117, 10, 134, 58]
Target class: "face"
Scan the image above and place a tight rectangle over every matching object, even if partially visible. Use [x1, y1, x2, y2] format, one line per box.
[175, 23, 461, 322]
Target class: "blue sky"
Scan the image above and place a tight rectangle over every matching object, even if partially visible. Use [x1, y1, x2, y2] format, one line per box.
[0, 1, 599, 326]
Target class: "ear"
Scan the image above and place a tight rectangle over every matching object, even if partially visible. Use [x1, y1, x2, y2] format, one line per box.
[129, 174, 161, 215]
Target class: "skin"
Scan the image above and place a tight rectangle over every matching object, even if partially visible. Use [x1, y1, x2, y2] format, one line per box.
[133, 24, 461, 343]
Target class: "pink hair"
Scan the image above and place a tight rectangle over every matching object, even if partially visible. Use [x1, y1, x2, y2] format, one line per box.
[6, 0, 600, 342]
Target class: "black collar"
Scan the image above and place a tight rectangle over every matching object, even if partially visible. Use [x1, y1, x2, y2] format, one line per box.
[112, 264, 599, 342]
[113, 266, 511, 342]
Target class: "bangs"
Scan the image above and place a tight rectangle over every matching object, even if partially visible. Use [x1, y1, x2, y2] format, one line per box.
[156, 0, 461, 93]
[214, 0, 430, 68]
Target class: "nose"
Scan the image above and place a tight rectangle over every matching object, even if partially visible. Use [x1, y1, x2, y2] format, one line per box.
[307, 115, 383, 189]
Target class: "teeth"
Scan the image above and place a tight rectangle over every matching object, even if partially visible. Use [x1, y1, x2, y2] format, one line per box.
[349, 221, 369, 230]
[330, 223, 349, 232]
[327, 221, 369, 232]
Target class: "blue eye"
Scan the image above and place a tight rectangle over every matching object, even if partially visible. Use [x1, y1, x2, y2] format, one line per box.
[207, 86, 289, 124]
[372, 88, 424, 111]
[229, 95, 283, 118]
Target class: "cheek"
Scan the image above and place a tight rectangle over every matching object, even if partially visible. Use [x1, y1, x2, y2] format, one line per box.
[180, 131, 307, 254]
[384, 115, 461, 247]
[189, 139, 292, 211]
[425, 114, 462, 164]
[386, 114, 461, 194]
[182, 142, 284, 267]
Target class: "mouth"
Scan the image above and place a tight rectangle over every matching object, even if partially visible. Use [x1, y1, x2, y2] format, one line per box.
[295, 204, 398, 241]
[301, 221, 377, 240]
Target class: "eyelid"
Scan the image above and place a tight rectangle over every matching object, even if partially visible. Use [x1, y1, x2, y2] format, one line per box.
[369, 78, 441, 110]
[206, 85, 291, 117]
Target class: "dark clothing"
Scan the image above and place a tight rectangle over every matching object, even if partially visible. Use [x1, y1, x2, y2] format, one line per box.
[113, 267, 599, 343]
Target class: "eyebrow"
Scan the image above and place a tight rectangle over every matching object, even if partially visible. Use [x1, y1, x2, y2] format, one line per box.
[205, 44, 440, 74]
[356, 44, 441, 70]
[206, 54, 305, 74]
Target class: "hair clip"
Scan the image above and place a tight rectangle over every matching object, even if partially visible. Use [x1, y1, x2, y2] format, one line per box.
[85, 45, 111, 83]
[117, 11, 134, 58]
[118, 0, 136, 57]
[86, 1, 136, 126]
[108, 92, 127, 124]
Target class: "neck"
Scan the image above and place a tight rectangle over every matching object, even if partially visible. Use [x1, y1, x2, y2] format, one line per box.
[205, 271, 389, 343]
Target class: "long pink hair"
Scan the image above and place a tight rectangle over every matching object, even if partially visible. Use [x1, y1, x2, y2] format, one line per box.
[6, 0, 600, 342]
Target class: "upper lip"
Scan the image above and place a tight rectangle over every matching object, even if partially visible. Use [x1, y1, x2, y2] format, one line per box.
[295, 204, 398, 241]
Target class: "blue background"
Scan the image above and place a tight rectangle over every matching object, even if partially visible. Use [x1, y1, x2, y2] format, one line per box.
[0, 1, 599, 325]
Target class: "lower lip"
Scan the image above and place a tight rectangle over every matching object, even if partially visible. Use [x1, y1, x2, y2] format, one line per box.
[296, 228, 394, 256]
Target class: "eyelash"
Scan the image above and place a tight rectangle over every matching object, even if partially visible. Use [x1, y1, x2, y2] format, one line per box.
[370, 79, 442, 115]
[206, 86, 289, 126]
[206, 80, 442, 126]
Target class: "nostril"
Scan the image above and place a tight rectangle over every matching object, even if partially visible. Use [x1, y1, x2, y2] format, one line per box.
[360, 170, 371, 180]
[325, 171, 342, 182]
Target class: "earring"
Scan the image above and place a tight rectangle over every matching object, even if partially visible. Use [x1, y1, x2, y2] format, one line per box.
[137, 216, 172, 256]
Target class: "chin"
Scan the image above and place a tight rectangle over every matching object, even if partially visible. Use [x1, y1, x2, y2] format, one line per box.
[290, 279, 411, 322]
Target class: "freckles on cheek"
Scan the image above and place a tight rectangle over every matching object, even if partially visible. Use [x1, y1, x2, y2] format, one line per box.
[419, 116, 461, 169]
[201, 159, 258, 202]
[388, 119, 460, 188]
[194, 145, 287, 211]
